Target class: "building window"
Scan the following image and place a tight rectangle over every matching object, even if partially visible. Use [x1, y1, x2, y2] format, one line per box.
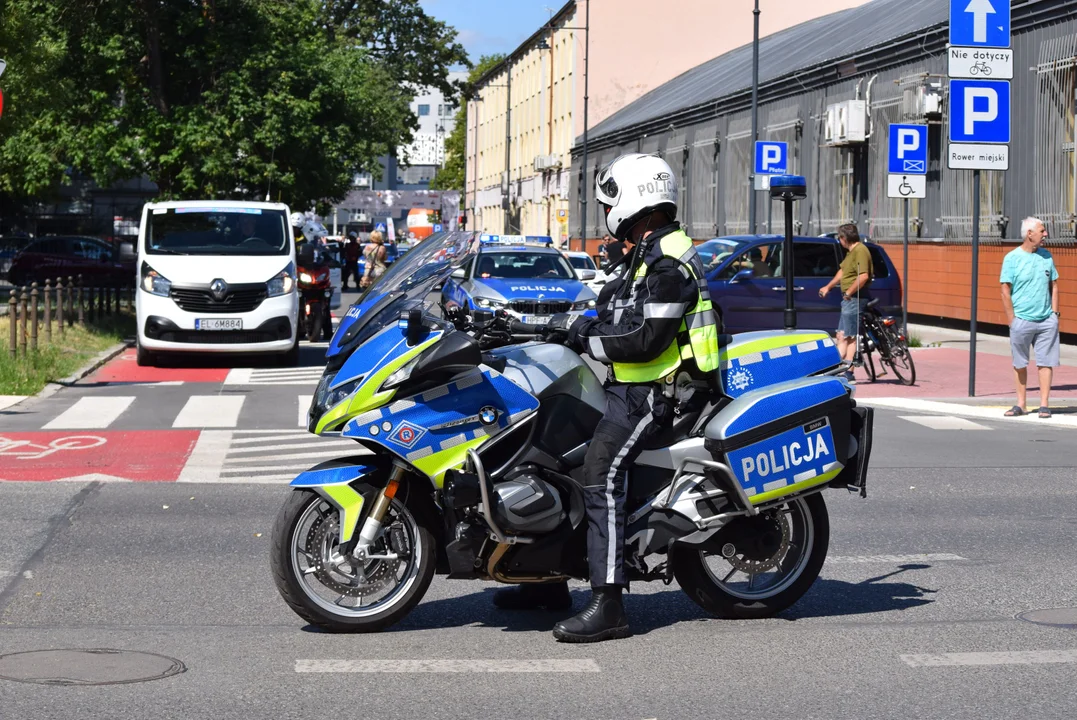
[418, 104, 431, 116]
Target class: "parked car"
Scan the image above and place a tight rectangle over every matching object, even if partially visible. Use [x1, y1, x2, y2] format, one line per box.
[701, 234, 901, 333]
[562, 250, 611, 294]
[7, 235, 136, 288]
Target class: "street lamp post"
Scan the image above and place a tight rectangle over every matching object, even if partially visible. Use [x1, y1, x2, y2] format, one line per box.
[748, 0, 760, 234]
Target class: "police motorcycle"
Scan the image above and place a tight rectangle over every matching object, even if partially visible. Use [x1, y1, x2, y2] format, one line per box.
[270, 230, 874, 632]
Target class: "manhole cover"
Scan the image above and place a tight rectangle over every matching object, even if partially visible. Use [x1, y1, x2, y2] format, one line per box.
[1017, 608, 1077, 628]
[0, 649, 185, 686]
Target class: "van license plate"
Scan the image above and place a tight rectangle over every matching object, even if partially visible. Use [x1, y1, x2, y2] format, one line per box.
[196, 318, 243, 331]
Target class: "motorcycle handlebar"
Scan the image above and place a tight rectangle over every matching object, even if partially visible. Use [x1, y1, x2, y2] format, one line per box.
[508, 319, 545, 336]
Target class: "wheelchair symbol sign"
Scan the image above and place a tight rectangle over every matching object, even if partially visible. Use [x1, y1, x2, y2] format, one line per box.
[887, 174, 926, 199]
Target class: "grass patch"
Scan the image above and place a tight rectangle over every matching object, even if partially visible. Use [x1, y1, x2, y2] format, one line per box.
[0, 312, 134, 395]
[907, 334, 923, 348]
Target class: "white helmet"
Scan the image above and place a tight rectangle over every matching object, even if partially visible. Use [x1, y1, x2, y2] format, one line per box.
[301, 220, 328, 243]
[289, 211, 306, 228]
[595, 153, 678, 240]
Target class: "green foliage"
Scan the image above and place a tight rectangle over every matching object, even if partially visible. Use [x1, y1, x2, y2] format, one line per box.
[431, 54, 505, 192]
[0, 0, 469, 210]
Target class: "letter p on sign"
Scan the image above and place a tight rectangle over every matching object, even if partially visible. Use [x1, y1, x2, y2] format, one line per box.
[964, 86, 998, 134]
[897, 129, 920, 157]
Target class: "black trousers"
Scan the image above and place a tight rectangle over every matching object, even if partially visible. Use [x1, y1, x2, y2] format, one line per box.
[342, 261, 360, 289]
[582, 383, 671, 588]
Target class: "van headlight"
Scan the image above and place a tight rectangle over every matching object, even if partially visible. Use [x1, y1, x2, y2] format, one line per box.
[267, 262, 296, 297]
[571, 299, 597, 310]
[140, 263, 172, 297]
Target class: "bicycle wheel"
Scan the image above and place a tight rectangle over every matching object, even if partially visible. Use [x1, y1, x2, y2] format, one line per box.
[882, 328, 916, 385]
[862, 348, 877, 382]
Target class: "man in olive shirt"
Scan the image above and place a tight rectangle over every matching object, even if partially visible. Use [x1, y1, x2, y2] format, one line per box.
[820, 224, 873, 383]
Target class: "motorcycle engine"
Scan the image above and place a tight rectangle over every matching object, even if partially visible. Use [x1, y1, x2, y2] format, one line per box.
[491, 468, 565, 535]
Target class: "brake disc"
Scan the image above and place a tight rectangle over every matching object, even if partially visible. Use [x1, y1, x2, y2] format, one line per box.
[722, 511, 791, 574]
[306, 514, 402, 597]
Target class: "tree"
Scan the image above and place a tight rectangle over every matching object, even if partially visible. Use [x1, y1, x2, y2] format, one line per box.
[430, 54, 505, 192]
[0, 0, 470, 211]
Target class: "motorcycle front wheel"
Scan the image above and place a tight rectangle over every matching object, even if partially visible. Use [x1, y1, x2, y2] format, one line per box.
[673, 492, 829, 619]
[305, 307, 323, 342]
[270, 487, 436, 632]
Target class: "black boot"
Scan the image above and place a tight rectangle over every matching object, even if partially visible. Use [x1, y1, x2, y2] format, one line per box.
[552, 586, 630, 643]
[492, 581, 572, 611]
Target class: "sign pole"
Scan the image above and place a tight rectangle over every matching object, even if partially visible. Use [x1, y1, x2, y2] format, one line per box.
[969, 170, 980, 397]
[902, 198, 909, 335]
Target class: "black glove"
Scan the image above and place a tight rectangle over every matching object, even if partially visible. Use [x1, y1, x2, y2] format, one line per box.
[543, 313, 588, 348]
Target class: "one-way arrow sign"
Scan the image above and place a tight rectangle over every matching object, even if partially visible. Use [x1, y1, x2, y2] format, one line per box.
[950, 0, 1010, 48]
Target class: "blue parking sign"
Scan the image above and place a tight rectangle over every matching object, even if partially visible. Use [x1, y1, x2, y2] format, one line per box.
[949, 79, 1010, 144]
[433, 224, 442, 232]
[754, 141, 788, 175]
[888, 124, 928, 175]
[950, 0, 1010, 49]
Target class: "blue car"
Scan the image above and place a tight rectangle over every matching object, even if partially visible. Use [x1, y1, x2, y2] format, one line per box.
[700, 235, 901, 334]
[441, 244, 597, 324]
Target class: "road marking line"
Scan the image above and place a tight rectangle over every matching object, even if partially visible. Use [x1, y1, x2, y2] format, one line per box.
[43, 397, 135, 429]
[211, 473, 299, 484]
[254, 368, 324, 376]
[223, 368, 253, 385]
[177, 431, 233, 482]
[228, 440, 357, 455]
[227, 450, 364, 464]
[899, 415, 990, 430]
[230, 434, 322, 445]
[862, 397, 1077, 428]
[827, 553, 966, 564]
[0, 395, 29, 411]
[901, 649, 1077, 667]
[173, 396, 245, 428]
[233, 429, 310, 435]
[298, 395, 312, 427]
[295, 659, 601, 673]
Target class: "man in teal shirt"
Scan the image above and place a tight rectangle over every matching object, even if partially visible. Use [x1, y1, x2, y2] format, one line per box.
[1001, 217, 1060, 418]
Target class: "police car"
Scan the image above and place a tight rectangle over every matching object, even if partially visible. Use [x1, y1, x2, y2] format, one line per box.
[441, 243, 597, 325]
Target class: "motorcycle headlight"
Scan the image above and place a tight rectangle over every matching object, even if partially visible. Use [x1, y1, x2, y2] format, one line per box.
[474, 296, 505, 309]
[315, 373, 362, 412]
[267, 262, 296, 297]
[571, 299, 597, 311]
[140, 263, 172, 297]
[298, 272, 314, 284]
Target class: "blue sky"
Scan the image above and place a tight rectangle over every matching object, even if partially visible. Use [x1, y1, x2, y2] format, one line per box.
[420, 0, 564, 64]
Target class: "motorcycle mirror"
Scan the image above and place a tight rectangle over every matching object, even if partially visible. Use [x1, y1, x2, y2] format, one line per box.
[405, 307, 425, 346]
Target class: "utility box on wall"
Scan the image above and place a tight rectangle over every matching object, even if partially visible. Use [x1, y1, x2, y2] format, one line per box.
[825, 100, 868, 145]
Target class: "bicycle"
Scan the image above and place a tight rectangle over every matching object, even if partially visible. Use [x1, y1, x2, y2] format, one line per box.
[969, 60, 992, 76]
[856, 298, 916, 385]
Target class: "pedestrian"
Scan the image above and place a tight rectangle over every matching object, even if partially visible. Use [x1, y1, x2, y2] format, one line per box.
[597, 235, 609, 265]
[360, 230, 389, 289]
[1001, 217, 1060, 418]
[819, 224, 873, 384]
[342, 231, 361, 291]
[492, 154, 720, 643]
[604, 233, 626, 269]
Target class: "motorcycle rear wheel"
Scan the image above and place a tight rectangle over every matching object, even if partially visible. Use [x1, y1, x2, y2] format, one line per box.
[271, 487, 436, 633]
[673, 492, 829, 620]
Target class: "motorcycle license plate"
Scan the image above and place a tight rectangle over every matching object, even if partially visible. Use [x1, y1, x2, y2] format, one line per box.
[725, 418, 838, 502]
[195, 318, 243, 331]
[522, 315, 550, 325]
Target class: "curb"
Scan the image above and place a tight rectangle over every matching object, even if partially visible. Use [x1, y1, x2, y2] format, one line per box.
[860, 396, 1077, 429]
[33, 341, 132, 402]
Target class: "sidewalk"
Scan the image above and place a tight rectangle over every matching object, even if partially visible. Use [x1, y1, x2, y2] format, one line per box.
[852, 322, 1077, 426]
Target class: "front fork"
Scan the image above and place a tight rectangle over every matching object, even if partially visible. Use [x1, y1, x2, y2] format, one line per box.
[349, 463, 407, 560]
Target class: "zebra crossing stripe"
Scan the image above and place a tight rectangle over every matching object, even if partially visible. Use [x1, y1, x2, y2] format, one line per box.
[173, 396, 245, 428]
[298, 395, 312, 427]
[42, 397, 135, 429]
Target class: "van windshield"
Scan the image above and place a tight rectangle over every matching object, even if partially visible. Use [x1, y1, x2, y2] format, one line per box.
[146, 207, 290, 255]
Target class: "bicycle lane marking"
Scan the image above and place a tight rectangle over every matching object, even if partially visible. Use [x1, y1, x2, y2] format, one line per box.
[84, 349, 231, 384]
[0, 430, 199, 481]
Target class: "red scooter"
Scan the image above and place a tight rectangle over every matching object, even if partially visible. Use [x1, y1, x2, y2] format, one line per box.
[297, 244, 333, 342]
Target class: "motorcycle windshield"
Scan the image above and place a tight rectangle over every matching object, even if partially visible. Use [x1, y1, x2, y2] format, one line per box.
[327, 231, 478, 360]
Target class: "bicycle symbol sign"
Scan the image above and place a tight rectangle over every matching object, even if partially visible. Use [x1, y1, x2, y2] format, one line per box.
[0, 435, 107, 461]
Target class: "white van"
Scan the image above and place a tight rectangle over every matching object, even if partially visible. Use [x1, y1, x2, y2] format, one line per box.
[136, 200, 299, 366]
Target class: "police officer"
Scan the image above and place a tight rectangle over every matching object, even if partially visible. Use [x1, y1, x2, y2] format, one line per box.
[492, 154, 721, 642]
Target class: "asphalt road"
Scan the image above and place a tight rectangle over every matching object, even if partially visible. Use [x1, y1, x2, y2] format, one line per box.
[2, 296, 1077, 718]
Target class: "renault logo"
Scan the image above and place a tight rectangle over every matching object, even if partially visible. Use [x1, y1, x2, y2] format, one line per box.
[210, 279, 228, 300]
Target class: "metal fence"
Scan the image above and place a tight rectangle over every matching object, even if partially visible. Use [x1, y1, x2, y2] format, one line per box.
[569, 10, 1077, 246]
